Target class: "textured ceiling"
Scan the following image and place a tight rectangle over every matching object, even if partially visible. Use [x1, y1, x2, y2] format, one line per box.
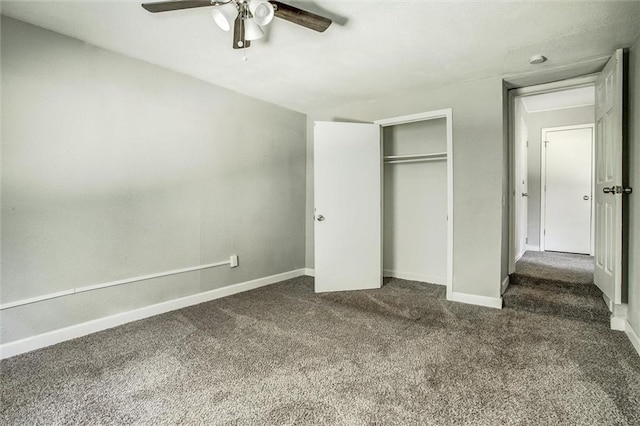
[2, 1, 640, 113]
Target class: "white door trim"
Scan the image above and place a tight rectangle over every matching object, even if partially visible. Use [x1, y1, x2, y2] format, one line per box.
[374, 109, 453, 296]
[539, 123, 595, 254]
[508, 75, 598, 274]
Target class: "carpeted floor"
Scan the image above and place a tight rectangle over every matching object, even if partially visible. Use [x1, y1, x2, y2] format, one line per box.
[1, 276, 639, 425]
[513, 251, 595, 286]
[504, 251, 610, 324]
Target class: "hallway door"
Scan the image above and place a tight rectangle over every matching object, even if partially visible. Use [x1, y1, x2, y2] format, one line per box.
[542, 125, 593, 254]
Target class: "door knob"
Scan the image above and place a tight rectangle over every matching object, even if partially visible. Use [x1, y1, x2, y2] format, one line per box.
[521, 193, 528, 197]
[316, 215, 325, 222]
[603, 186, 633, 195]
[583, 195, 590, 200]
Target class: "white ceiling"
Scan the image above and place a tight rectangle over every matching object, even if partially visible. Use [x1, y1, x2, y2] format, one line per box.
[2, 1, 640, 113]
[521, 86, 595, 113]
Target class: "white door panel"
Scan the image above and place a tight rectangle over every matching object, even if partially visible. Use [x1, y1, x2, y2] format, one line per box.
[594, 49, 623, 304]
[314, 121, 382, 293]
[543, 127, 593, 254]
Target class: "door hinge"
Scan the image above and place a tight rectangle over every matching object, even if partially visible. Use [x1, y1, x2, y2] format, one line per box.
[544, 140, 549, 147]
[526, 237, 529, 244]
[526, 140, 529, 148]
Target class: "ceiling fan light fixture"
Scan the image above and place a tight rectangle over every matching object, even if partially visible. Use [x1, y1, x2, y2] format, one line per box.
[211, 2, 238, 32]
[248, 0, 275, 26]
[244, 18, 265, 40]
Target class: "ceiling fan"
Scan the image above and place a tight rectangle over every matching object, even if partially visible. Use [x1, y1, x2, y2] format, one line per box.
[141, 0, 332, 49]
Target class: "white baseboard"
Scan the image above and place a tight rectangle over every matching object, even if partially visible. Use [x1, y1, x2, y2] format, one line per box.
[526, 244, 540, 252]
[501, 276, 510, 295]
[610, 303, 628, 331]
[0, 268, 307, 360]
[304, 268, 315, 277]
[383, 270, 445, 285]
[625, 321, 640, 358]
[611, 316, 627, 331]
[447, 291, 503, 309]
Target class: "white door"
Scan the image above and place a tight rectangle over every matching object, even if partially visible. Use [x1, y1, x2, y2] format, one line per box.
[542, 126, 593, 254]
[516, 115, 529, 259]
[314, 121, 382, 293]
[594, 49, 624, 304]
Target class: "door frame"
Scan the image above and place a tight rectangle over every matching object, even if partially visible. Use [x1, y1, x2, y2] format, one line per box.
[508, 75, 598, 274]
[539, 123, 595, 255]
[515, 113, 529, 261]
[374, 109, 454, 295]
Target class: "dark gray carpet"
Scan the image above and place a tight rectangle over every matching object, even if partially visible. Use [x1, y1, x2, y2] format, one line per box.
[512, 251, 596, 288]
[2, 276, 640, 425]
[504, 251, 610, 324]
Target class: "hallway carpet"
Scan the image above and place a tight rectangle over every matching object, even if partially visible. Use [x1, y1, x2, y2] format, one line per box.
[504, 251, 610, 324]
[511, 250, 596, 287]
[2, 276, 639, 425]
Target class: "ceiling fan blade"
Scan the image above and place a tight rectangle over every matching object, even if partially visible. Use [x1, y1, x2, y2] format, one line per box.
[141, 0, 215, 13]
[269, 1, 332, 32]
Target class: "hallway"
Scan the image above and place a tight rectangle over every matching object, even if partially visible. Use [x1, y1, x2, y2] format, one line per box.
[504, 251, 609, 324]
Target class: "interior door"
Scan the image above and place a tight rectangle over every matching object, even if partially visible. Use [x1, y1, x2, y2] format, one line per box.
[594, 49, 624, 304]
[314, 121, 382, 293]
[543, 126, 593, 254]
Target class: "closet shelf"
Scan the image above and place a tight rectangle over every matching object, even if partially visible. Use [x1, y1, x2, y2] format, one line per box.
[384, 152, 447, 164]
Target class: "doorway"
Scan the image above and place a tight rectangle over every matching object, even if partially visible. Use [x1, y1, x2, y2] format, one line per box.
[507, 49, 627, 329]
[511, 83, 596, 261]
[506, 79, 606, 325]
[375, 109, 454, 295]
[381, 118, 447, 285]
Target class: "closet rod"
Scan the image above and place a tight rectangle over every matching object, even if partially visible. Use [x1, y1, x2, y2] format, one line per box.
[383, 152, 447, 161]
[385, 157, 447, 164]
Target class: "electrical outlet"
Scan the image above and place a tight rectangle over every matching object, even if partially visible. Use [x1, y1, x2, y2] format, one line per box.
[230, 255, 238, 268]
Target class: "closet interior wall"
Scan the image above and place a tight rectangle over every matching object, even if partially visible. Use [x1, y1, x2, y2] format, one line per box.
[383, 118, 448, 285]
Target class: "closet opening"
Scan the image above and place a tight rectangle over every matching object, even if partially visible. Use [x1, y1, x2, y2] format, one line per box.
[375, 110, 453, 295]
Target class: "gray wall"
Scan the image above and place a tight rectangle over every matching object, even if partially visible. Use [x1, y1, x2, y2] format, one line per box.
[383, 119, 447, 284]
[0, 17, 307, 343]
[521, 105, 595, 248]
[306, 76, 506, 299]
[628, 33, 640, 338]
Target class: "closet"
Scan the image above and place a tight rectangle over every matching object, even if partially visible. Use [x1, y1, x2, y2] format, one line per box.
[313, 110, 452, 294]
[382, 117, 448, 285]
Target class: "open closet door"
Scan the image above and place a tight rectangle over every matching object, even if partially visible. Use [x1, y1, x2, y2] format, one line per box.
[594, 49, 625, 304]
[314, 121, 382, 293]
